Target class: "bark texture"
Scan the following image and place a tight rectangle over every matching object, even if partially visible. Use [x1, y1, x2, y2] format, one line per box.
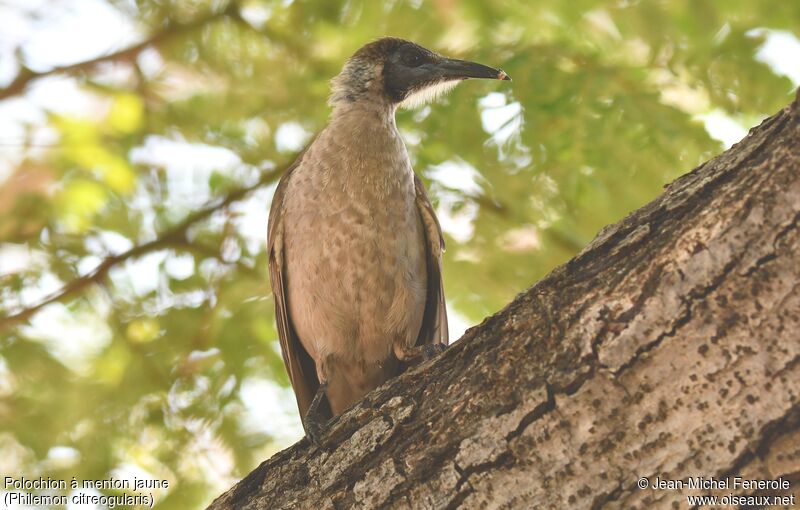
[208, 96, 800, 509]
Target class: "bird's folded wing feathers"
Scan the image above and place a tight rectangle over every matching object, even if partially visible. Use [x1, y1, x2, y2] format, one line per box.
[413, 174, 449, 346]
[267, 156, 318, 420]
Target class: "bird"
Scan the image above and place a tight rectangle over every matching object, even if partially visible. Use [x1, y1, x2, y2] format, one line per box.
[267, 37, 510, 444]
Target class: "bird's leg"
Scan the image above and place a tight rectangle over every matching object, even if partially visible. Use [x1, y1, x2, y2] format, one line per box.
[394, 342, 447, 368]
[304, 382, 329, 447]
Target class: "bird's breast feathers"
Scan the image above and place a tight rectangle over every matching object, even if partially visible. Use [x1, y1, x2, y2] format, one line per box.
[280, 110, 428, 362]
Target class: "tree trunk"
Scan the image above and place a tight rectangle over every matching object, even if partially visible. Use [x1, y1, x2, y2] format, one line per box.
[208, 94, 800, 510]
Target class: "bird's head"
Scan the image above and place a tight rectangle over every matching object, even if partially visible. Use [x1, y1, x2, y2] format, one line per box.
[329, 37, 510, 110]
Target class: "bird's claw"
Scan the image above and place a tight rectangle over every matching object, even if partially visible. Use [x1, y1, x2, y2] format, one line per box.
[401, 342, 448, 368]
[422, 343, 447, 361]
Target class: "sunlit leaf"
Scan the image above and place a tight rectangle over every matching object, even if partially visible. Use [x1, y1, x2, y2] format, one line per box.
[108, 93, 144, 134]
[127, 318, 161, 344]
[55, 179, 108, 232]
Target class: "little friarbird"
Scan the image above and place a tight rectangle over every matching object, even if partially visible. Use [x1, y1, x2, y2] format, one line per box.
[267, 37, 510, 444]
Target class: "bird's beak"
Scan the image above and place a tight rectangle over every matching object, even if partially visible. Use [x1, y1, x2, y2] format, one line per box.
[436, 57, 511, 81]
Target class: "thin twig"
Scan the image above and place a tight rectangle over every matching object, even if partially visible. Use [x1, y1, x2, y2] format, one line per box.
[0, 2, 239, 102]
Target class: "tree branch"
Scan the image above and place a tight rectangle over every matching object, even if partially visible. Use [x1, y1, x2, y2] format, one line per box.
[0, 2, 239, 102]
[0, 167, 280, 331]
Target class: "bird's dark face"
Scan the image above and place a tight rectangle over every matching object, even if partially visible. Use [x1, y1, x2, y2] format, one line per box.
[381, 40, 510, 107]
[329, 38, 510, 109]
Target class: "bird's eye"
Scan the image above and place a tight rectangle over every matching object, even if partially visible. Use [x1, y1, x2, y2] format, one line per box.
[401, 49, 423, 67]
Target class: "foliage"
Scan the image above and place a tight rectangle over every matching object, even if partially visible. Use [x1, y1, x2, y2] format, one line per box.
[0, 0, 797, 507]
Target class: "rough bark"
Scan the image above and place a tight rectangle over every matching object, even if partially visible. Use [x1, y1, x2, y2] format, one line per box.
[208, 95, 800, 509]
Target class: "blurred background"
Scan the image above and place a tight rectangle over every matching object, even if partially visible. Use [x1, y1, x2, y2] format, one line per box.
[0, 0, 798, 507]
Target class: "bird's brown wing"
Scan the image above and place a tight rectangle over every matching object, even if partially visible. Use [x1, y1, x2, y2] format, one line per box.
[413, 174, 449, 347]
[267, 154, 319, 421]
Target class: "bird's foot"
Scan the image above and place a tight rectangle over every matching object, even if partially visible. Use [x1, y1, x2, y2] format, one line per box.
[399, 342, 447, 368]
[304, 383, 330, 448]
[422, 342, 447, 361]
